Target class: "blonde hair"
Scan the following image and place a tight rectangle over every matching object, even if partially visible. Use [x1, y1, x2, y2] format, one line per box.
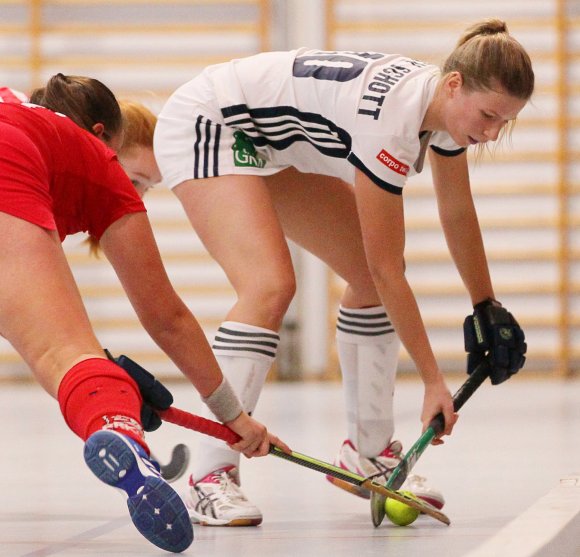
[118, 99, 157, 155]
[443, 19, 534, 100]
[86, 99, 158, 257]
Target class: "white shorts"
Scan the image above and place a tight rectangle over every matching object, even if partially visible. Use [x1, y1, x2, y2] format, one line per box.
[154, 70, 288, 190]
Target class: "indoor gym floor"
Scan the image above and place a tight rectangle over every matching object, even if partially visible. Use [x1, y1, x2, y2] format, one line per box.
[1, 374, 579, 557]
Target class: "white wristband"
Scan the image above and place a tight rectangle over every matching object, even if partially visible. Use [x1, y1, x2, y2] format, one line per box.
[202, 377, 243, 424]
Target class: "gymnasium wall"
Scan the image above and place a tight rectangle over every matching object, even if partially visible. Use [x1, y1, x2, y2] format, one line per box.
[0, 0, 576, 380]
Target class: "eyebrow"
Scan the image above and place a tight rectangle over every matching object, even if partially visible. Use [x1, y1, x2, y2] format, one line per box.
[484, 108, 516, 122]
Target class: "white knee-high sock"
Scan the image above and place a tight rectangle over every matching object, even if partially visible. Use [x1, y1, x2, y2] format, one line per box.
[336, 305, 400, 458]
[191, 321, 279, 481]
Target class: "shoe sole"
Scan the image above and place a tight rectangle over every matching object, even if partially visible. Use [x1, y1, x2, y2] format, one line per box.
[84, 431, 193, 553]
[186, 502, 262, 527]
[192, 515, 263, 527]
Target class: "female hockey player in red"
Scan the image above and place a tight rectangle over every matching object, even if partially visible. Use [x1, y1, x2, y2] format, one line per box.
[0, 78, 287, 552]
[153, 18, 531, 526]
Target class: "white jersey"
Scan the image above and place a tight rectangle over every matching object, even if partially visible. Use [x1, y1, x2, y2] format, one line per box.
[155, 49, 464, 194]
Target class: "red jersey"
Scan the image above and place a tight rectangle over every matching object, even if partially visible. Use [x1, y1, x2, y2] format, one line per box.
[0, 87, 28, 103]
[0, 102, 145, 240]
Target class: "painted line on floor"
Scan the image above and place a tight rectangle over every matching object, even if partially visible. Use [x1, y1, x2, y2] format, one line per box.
[19, 516, 130, 557]
[464, 475, 580, 557]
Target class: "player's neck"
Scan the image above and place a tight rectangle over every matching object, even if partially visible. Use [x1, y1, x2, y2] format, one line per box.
[421, 82, 446, 133]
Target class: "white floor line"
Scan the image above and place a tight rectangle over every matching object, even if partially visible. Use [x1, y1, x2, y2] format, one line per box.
[464, 475, 580, 557]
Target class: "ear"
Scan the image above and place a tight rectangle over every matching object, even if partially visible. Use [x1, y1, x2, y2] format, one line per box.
[91, 122, 106, 138]
[444, 71, 464, 97]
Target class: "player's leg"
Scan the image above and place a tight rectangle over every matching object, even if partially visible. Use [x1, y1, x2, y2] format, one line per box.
[173, 174, 294, 526]
[0, 213, 193, 551]
[266, 169, 443, 507]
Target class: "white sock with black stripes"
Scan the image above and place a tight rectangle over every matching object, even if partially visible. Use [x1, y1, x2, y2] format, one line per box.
[191, 321, 279, 482]
[336, 305, 400, 458]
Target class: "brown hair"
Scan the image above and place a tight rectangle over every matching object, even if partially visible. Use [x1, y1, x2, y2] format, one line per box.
[30, 73, 122, 139]
[443, 19, 534, 100]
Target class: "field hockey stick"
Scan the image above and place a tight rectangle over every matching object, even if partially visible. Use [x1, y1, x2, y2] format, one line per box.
[151, 443, 190, 483]
[158, 406, 450, 526]
[370, 357, 491, 527]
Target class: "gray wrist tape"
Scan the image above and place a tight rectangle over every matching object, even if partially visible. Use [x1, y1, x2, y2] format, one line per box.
[202, 377, 243, 424]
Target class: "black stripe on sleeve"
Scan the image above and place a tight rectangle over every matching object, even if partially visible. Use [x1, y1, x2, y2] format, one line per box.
[430, 145, 466, 157]
[348, 153, 403, 195]
[193, 115, 203, 179]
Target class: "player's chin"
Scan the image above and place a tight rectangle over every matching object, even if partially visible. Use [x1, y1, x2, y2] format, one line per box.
[448, 130, 470, 149]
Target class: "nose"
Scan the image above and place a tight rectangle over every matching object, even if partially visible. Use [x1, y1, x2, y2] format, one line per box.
[483, 122, 503, 142]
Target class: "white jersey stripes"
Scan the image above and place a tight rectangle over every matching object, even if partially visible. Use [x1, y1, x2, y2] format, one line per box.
[154, 49, 464, 194]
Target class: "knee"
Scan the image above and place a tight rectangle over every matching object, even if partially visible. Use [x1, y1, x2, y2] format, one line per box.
[261, 273, 296, 322]
[242, 271, 296, 327]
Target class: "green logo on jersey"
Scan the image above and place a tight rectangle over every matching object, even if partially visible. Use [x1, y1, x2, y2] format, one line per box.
[232, 131, 266, 168]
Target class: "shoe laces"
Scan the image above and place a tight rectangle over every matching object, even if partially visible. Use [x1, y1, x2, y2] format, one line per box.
[404, 474, 426, 486]
[365, 440, 403, 482]
[207, 469, 247, 505]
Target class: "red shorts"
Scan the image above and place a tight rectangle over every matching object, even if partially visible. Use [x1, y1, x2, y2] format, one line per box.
[0, 122, 57, 231]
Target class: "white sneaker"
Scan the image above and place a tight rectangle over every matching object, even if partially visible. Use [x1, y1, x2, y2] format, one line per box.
[401, 474, 445, 510]
[184, 466, 263, 526]
[327, 439, 445, 509]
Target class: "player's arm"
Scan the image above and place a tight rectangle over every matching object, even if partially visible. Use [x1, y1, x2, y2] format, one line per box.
[429, 149, 527, 384]
[353, 168, 456, 435]
[99, 211, 288, 456]
[428, 149, 494, 305]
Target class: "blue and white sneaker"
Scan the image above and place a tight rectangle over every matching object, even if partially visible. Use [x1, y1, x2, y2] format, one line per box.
[84, 430, 193, 553]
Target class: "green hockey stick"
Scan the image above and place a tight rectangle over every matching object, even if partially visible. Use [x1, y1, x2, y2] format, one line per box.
[371, 358, 491, 526]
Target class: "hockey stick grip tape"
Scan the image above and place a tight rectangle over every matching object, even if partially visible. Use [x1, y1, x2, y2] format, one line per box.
[159, 407, 241, 445]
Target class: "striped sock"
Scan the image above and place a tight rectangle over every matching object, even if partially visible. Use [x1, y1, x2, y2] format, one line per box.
[192, 321, 279, 480]
[336, 306, 400, 458]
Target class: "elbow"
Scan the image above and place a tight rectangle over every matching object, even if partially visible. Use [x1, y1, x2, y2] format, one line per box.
[137, 295, 191, 341]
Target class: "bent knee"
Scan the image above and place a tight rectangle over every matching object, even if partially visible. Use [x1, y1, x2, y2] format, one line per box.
[237, 272, 296, 327]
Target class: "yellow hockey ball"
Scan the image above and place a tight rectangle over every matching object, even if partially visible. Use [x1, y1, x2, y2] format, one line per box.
[385, 491, 421, 526]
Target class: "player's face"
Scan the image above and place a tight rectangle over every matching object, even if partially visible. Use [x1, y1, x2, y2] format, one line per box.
[119, 146, 162, 197]
[445, 78, 527, 148]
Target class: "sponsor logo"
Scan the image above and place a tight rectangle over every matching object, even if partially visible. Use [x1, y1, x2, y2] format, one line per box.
[232, 130, 266, 168]
[376, 150, 410, 176]
[102, 414, 145, 438]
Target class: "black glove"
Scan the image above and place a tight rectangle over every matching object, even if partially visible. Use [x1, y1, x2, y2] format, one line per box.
[104, 349, 173, 431]
[463, 299, 527, 385]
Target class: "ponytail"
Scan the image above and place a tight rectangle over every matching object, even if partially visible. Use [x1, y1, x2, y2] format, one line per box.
[443, 19, 534, 100]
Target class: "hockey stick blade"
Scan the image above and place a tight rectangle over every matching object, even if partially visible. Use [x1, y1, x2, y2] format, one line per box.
[371, 357, 491, 527]
[154, 443, 190, 483]
[158, 406, 450, 526]
[269, 446, 450, 525]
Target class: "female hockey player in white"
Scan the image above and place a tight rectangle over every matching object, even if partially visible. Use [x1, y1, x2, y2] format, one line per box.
[154, 18, 532, 526]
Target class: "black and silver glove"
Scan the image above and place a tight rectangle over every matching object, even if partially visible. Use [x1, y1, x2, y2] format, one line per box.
[463, 299, 527, 385]
[105, 349, 173, 431]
